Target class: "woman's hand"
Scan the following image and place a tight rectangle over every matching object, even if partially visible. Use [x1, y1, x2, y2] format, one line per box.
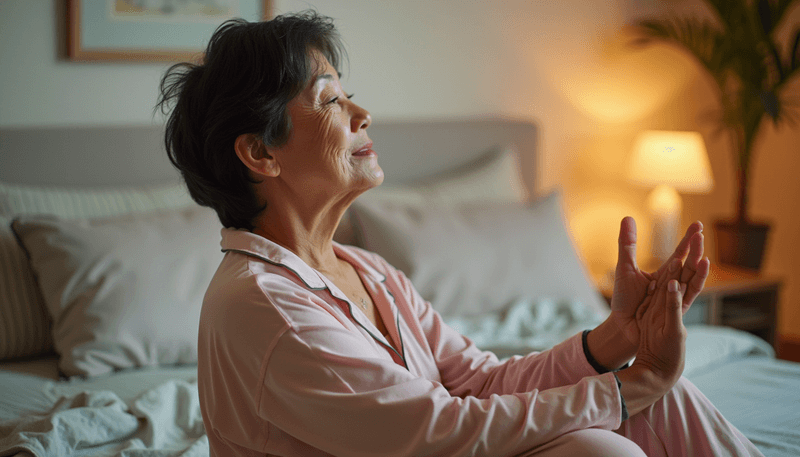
[609, 217, 708, 349]
[616, 266, 688, 417]
[586, 217, 709, 371]
[633, 260, 687, 385]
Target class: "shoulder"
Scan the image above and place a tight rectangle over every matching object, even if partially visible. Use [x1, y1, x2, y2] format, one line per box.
[203, 248, 374, 345]
[200, 252, 291, 345]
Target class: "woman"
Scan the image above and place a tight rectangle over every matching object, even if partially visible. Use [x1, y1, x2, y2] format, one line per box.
[158, 11, 763, 457]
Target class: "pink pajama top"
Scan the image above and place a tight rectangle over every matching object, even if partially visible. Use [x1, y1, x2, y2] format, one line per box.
[197, 229, 624, 456]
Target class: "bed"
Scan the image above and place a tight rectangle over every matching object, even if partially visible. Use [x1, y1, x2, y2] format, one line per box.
[1, 119, 798, 456]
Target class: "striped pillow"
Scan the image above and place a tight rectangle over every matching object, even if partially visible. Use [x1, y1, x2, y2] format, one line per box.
[0, 181, 196, 360]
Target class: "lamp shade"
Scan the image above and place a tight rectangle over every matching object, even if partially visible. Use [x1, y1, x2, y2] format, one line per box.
[627, 130, 714, 193]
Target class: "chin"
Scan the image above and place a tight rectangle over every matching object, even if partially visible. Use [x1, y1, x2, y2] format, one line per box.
[370, 171, 385, 187]
[356, 164, 385, 188]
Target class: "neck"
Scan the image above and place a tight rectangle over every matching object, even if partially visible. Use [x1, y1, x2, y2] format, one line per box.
[250, 193, 354, 272]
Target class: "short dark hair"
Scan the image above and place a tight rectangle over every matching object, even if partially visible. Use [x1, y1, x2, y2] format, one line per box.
[157, 10, 346, 230]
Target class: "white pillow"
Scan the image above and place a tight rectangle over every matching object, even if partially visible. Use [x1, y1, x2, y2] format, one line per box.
[418, 144, 528, 204]
[334, 145, 527, 245]
[11, 205, 222, 377]
[0, 181, 195, 361]
[349, 190, 609, 319]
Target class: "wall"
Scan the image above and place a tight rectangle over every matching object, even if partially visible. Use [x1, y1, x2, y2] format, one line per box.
[0, 1, 169, 127]
[1, 0, 798, 340]
[0, 0, 637, 192]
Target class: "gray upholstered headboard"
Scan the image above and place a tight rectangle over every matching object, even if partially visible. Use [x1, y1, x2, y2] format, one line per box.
[0, 117, 538, 191]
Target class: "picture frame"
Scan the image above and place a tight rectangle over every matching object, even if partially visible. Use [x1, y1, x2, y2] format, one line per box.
[67, 0, 272, 62]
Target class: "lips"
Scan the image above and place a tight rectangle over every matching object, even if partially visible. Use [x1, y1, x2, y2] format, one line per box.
[352, 142, 375, 157]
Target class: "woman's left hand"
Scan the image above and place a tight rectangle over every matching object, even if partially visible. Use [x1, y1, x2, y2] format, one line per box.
[609, 217, 709, 350]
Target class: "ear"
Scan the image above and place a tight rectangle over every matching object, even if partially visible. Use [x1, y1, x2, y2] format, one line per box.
[234, 133, 280, 178]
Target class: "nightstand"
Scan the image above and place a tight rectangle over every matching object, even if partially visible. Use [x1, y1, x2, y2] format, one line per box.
[597, 264, 782, 349]
[685, 264, 781, 349]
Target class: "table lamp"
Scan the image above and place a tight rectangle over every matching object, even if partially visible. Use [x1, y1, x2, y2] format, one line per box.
[627, 130, 714, 264]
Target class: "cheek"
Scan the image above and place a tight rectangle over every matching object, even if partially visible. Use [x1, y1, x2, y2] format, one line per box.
[311, 111, 348, 160]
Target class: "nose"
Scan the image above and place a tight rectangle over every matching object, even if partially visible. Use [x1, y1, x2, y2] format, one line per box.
[350, 101, 371, 132]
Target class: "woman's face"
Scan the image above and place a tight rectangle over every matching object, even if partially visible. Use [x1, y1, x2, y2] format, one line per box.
[269, 50, 382, 203]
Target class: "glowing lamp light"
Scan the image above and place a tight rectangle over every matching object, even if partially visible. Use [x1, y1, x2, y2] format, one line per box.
[627, 130, 714, 264]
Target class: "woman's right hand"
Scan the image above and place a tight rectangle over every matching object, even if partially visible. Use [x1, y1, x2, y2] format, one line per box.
[615, 258, 687, 417]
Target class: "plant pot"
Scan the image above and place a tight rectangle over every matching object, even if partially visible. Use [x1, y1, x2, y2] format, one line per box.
[713, 220, 771, 271]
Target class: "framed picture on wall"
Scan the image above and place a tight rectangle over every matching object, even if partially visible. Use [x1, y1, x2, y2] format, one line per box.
[67, 0, 272, 62]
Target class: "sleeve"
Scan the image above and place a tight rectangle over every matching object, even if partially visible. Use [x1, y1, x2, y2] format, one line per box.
[259, 307, 624, 457]
[394, 267, 609, 399]
[580, 330, 630, 422]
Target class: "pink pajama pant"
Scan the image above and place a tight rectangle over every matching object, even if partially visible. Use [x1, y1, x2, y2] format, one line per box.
[528, 377, 764, 457]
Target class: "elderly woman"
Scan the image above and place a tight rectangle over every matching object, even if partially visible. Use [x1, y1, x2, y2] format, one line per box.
[159, 11, 763, 457]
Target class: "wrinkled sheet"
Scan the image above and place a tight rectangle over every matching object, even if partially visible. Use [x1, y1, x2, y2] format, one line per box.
[443, 298, 775, 376]
[0, 380, 206, 457]
[443, 298, 607, 359]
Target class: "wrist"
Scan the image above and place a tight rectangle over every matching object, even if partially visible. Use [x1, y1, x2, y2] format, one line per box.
[615, 365, 667, 417]
[586, 318, 637, 371]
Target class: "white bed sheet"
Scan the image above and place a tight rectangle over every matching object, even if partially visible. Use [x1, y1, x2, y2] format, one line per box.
[688, 357, 800, 457]
[0, 362, 199, 456]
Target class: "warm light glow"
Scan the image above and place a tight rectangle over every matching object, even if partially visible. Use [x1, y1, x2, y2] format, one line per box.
[553, 41, 697, 123]
[567, 188, 648, 278]
[627, 130, 714, 192]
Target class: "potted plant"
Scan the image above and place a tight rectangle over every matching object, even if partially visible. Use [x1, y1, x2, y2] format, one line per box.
[632, 0, 800, 270]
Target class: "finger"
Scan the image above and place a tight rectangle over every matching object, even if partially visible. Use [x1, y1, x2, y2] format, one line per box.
[679, 232, 704, 285]
[683, 256, 711, 308]
[642, 276, 670, 325]
[656, 221, 703, 277]
[657, 257, 683, 289]
[636, 292, 654, 323]
[616, 217, 638, 272]
[665, 279, 685, 337]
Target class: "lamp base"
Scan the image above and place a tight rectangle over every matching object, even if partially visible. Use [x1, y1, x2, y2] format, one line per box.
[647, 185, 681, 264]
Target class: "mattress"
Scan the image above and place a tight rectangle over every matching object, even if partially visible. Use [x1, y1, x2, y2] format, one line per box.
[688, 357, 800, 457]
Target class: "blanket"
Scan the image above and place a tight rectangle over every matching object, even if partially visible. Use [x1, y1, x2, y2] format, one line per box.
[0, 380, 207, 457]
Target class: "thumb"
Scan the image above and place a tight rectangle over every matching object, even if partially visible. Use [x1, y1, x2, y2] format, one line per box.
[616, 217, 638, 272]
[665, 279, 684, 336]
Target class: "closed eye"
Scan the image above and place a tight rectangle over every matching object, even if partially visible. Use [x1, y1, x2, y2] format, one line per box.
[326, 93, 355, 105]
